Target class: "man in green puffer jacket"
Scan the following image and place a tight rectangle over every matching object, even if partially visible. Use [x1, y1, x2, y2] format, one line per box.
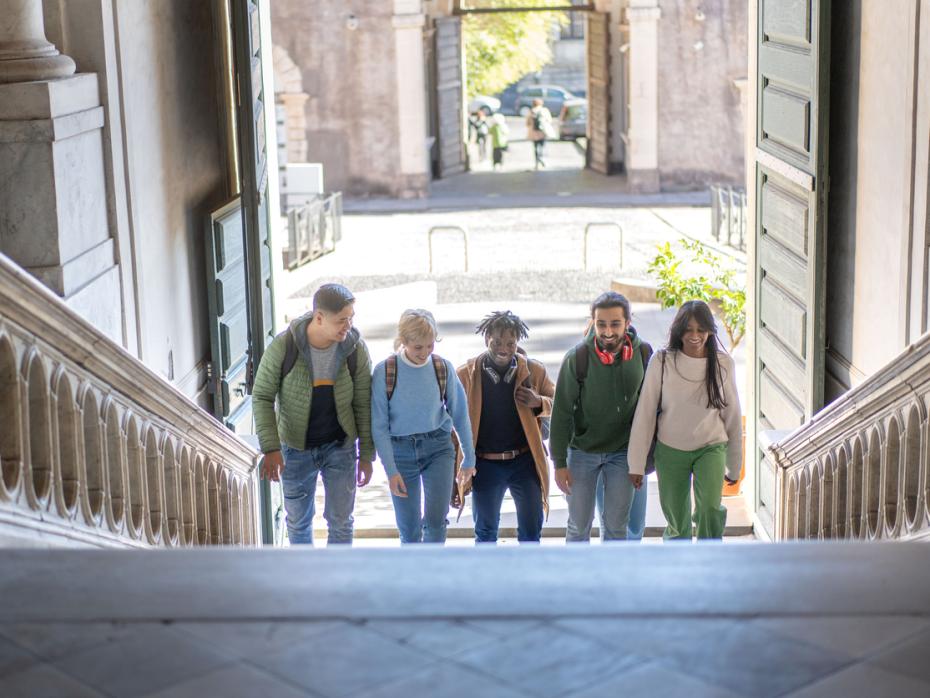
[252, 284, 373, 545]
[550, 291, 652, 543]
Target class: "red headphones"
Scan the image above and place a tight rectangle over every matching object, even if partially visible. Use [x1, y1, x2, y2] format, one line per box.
[594, 334, 634, 364]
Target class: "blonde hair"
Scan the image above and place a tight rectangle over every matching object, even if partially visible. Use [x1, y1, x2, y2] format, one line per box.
[394, 308, 439, 351]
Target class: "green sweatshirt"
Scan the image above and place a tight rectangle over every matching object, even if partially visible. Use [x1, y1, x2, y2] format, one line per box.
[251, 316, 374, 460]
[549, 327, 647, 468]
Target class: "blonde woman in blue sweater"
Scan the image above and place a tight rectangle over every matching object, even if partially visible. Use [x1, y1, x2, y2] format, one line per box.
[371, 309, 476, 544]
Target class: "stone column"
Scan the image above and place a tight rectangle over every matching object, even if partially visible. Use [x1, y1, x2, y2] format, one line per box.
[0, 0, 75, 83]
[393, 0, 429, 198]
[0, 0, 120, 342]
[626, 0, 661, 193]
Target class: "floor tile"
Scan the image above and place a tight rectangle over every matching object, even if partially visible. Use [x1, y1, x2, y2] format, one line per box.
[0, 634, 36, 677]
[1, 622, 137, 662]
[52, 623, 233, 697]
[143, 662, 312, 698]
[364, 619, 490, 659]
[787, 662, 930, 697]
[753, 616, 930, 659]
[457, 622, 640, 697]
[351, 661, 527, 698]
[0, 663, 105, 698]
[249, 621, 436, 697]
[868, 626, 930, 684]
[175, 621, 344, 659]
[565, 660, 742, 698]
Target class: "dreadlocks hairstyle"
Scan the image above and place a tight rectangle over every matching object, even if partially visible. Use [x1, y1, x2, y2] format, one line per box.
[475, 310, 529, 341]
[667, 300, 728, 410]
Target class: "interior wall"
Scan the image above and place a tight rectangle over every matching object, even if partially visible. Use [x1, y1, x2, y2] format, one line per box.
[113, 0, 227, 404]
[825, 0, 923, 399]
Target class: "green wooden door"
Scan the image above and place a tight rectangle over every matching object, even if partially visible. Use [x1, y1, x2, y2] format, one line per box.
[754, 0, 831, 537]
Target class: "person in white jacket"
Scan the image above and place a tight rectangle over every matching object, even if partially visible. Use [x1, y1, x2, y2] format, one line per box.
[627, 301, 742, 540]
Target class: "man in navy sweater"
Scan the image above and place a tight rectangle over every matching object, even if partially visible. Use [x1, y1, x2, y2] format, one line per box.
[457, 311, 555, 543]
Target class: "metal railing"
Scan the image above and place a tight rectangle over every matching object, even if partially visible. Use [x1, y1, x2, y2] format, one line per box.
[0, 253, 260, 548]
[763, 334, 930, 542]
[428, 225, 469, 273]
[710, 184, 747, 252]
[583, 222, 624, 271]
[284, 192, 343, 271]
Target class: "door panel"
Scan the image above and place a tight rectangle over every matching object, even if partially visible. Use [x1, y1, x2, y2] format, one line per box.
[586, 12, 610, 174]
[435, 17, 465, 177]
[754, 0, 831, 539]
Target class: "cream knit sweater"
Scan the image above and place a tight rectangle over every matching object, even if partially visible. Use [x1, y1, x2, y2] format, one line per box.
[628, 350, 742, 479]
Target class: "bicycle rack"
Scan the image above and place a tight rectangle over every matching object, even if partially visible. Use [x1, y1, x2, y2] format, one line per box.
[583, 222, 624, 271]
[428, 225, 469, 273]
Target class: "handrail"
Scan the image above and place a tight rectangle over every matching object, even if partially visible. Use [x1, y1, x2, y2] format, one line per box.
[428, 225, 469, 273]
[284, 192, 342, 270]
[583, 222, 623, 271]
[0, 253, 260, 548]
[763, 332, 930, 542]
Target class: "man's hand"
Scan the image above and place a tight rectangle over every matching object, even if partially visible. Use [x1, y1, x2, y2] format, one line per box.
[629, 473, 644, 490]
[261, 450, 285, 482]
[458, 466, 476, 489]
[389, 474, 408, 497]
[357, 460, 373, 487]
[555, 467, 572, 495]
[515, 385, 543, 409]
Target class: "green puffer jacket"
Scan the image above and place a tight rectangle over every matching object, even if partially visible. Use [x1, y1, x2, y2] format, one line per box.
[252, 316, 374, 460]
[549, 326, 647, 468]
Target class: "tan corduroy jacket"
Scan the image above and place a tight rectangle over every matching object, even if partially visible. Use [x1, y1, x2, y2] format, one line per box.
[456, 351, 555, 515]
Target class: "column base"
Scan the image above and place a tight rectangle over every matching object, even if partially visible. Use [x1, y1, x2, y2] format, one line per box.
[0, 52, 75, 84]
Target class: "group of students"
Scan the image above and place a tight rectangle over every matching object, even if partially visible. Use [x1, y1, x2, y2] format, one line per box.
[253, 283, 742, 546]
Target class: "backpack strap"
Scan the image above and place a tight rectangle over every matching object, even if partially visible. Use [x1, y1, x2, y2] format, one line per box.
[432, 354, 448, 404]
[279, 332, 299, 386]
[574, 342, 589, 385]
[385, 354, 398, 400]
[639, 341, 654, 372]
[346, 346, 358, 378]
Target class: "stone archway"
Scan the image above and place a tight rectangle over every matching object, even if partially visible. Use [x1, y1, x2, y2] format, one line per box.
[272, 43, 309, 168]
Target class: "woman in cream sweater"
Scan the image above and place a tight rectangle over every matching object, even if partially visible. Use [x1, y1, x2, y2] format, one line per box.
[627, 301, 742, 540]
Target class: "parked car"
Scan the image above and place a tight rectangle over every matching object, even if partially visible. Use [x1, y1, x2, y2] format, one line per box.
[467, 95, 501, 116]
[515, 85, 576, 117]
[495, 84, 521, 115]
[559, 98, 587, 140]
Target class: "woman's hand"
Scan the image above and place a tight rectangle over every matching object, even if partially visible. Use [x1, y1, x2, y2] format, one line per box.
[389, 474, 408, 497]
[458, 467, 476, 489]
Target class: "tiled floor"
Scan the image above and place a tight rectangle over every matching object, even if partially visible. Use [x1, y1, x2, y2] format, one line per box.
[0, 544, 928, 697]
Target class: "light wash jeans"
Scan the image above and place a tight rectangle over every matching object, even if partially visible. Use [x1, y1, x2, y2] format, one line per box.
[281, 440, 357, 545]
[597, 473, 647, 541]
[390, 428, 455, 544]
[566, 447, 636, 542]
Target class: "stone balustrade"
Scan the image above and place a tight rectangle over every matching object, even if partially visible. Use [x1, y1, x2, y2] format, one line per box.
[764, 335, 930, 541]
[0, 253, 260, 547]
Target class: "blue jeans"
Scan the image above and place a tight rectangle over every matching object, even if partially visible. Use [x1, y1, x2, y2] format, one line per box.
[390, 428, 455, 544]
[566, 447, 636, 542]
[597, 472, 647, 541]
[281, 440, 357, 545]
[472, 452, 543, 543]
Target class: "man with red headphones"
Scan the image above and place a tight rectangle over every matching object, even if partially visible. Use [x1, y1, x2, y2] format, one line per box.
[550, 291, 653, 541]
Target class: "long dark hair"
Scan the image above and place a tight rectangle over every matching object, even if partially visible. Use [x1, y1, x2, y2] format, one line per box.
[667, 300, 728, 410]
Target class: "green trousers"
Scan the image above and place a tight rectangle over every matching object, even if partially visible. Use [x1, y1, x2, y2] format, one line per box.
[655, 441, 728, 540]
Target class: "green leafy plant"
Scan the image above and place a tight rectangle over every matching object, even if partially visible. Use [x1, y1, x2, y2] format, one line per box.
[647, 239, 746, 349]
[464, 0, 568, 97]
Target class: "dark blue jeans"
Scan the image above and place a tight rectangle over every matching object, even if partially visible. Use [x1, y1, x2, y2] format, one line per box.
[472, 452, 543, 543]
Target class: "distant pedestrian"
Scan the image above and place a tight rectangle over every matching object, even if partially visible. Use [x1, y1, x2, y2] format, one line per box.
[489, 113, 510, 170]
[628, 300, 742, 540]
[371, 309, 476, 544]
[526, 98, 553, 169]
